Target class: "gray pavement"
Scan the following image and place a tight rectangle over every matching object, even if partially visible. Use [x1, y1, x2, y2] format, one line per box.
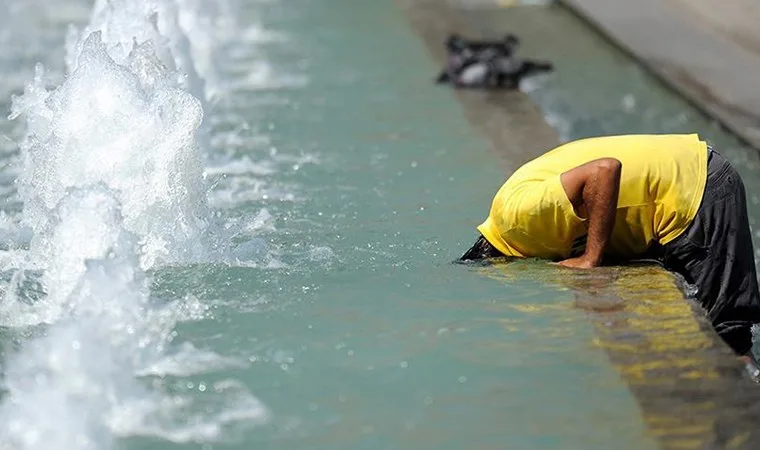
[561, 0, 760, 149]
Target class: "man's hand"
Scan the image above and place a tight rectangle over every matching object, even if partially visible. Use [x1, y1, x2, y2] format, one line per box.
[557, 255, 597, 269]
[558, 158, 622, 268]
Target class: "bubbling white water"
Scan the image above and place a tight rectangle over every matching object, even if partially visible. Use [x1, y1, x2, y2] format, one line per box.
[1, 186, 131, 326]
[0, 235, 268, 449]
[13, 31, 209, 272]
[66, 0, 206, 103]
[0, 0, 268, 446]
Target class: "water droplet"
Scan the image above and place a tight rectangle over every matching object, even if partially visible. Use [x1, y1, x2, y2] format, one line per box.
[621, 94, 636, 112]
[198, 383, 206, 392]
[458, 376, 467, 383]
[400, 361, 408, 368]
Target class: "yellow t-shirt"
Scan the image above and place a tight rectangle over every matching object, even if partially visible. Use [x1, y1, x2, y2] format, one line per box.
[477, 134, 708, 260]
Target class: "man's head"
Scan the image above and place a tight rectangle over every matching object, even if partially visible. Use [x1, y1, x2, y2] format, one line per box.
[459, 235, 504, 261]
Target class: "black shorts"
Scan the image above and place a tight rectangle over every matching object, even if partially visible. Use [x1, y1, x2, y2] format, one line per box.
[661, 148, 760, 355]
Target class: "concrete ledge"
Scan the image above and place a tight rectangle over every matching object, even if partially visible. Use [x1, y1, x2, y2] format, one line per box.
[559, 0, 760, 150]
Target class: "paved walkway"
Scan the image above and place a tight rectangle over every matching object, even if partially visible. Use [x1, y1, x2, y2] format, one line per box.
[561, 0, 760, 149]
[671, 0, 760, 56]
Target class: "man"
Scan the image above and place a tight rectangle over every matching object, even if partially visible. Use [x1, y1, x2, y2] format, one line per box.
[461, 134, 760, 363]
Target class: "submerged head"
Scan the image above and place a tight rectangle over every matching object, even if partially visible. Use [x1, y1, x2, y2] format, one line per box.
[459, 235, 504, 261]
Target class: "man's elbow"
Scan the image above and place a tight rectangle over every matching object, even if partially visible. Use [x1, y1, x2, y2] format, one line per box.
[594, 158, 622, 177]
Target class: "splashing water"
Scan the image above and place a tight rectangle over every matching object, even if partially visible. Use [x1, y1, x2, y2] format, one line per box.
[0, 0, 268, 447]
[65, 0, 206, 104]
[1, 232, 267, 448]
[13, 31, 209, 272]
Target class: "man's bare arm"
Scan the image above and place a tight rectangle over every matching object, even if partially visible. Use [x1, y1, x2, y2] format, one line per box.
[557, 158, 622, 269]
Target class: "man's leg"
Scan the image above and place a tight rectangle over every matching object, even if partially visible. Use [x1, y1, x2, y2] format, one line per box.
[662, 148, 760, 357]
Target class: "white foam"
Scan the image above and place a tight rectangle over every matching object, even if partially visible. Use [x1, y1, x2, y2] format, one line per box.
[245, 208, 276, 233]
[66, 0, 205, 103]
[205, 155, 278, 177]
[174, 0, 237, 101]
[0, 249, 28, 273]
[13, 33, 210, 271]
[0, 254, 268, 448]
[236, 60, 309, 91]
[209, 177, 298, 209]
[110, 379, 268, 443]
[0, 211, 32, 251]
[135, 342, 249, 377]
[309, 246, 336, 262]
[2, 187, 132, 326]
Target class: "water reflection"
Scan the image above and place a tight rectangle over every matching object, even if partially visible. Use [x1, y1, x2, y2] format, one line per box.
[472, 260, 760, 449]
